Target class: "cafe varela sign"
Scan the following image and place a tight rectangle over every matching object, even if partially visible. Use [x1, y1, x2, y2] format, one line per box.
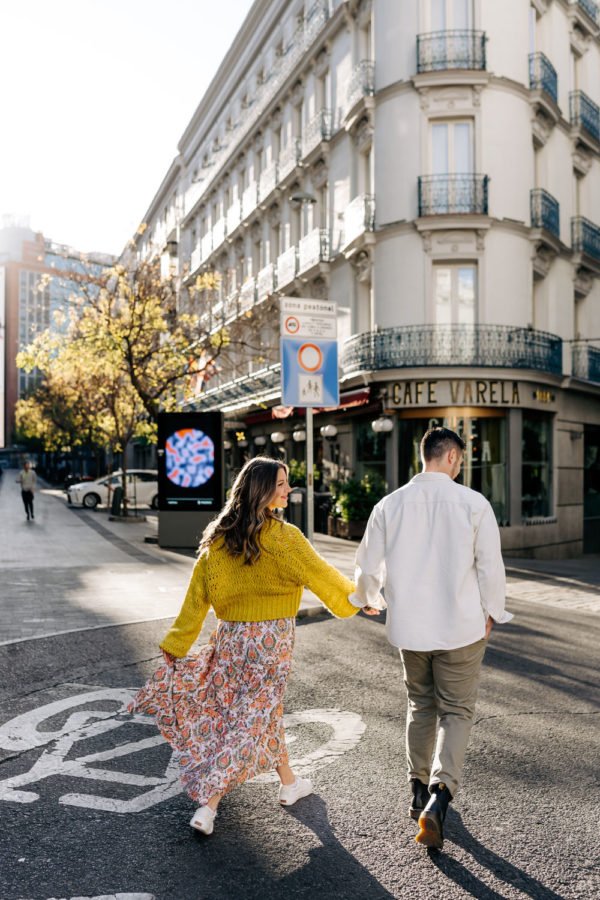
[387, 378, 557, 409]
[280, 297, 339, 407]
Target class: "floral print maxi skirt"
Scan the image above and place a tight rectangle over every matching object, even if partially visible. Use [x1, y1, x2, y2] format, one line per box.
[128, 618, 295, 805]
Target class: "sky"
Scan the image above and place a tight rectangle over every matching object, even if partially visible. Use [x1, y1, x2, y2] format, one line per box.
[0, 0, 255, 256]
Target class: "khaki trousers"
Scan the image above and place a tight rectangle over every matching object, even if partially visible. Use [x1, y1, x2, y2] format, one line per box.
[400, 637, 487, 797]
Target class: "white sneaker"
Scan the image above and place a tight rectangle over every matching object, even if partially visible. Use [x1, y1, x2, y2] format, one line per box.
[189, 805, 216, 835]
[278, 776, 313, 806]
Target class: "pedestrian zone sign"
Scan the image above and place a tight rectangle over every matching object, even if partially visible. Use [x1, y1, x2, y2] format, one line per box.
[280, 297, 339, 407]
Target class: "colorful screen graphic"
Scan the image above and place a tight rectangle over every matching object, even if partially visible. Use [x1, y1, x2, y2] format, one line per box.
[157, 412, 223, 512]
[165, 429, 215, 488]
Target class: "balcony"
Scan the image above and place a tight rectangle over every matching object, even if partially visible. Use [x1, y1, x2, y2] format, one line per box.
[298, 227, 330, 274]
[191, 363, 282, 412]
[529, 53, 558, 104]
[572, 216, 600, 272]
[226, 200, 241, 236]
[256, 262, 276, 302]
[212, 217, 226, 250]
[190, 246, 202, 274]
[570, 91, 600, 153]
[342, 325, 563, 377]
[569, 0, 600, 39]
[302, 109, 332, 159]
[346, 60, 375, 116]
[530, 189, 561, 279]
[276, 245, 298, 289]
[418, 174, 489, 217]
[278, 138, 302, 184]
[416, 30, 486, 73]
[342, 194, 375, 251]
[258, 161, 279, 205]
[241, 183, 259, 221]
[223, 289, 239, 322]
[530, 189, 560, 239]
[239, 277, 256, 312]
[572, 342, 600, 383]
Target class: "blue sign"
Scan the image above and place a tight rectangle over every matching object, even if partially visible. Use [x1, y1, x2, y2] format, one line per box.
[280, 337, 339, 406]
[280, 298, 340, 408]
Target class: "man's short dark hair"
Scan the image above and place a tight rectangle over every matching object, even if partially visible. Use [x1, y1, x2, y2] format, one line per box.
[420, 427, 466, 462]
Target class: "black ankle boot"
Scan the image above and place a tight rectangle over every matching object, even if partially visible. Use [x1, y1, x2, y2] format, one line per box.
[415, 782, 453, 850]
[408, 778, 430, 820]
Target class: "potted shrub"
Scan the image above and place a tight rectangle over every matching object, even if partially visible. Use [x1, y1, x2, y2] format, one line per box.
[334, 473, 387, 540]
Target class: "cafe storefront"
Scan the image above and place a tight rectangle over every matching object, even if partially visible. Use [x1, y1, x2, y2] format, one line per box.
[352, 372, 586, 558]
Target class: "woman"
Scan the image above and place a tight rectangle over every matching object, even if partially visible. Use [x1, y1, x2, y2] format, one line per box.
[129, 457, 377, 835]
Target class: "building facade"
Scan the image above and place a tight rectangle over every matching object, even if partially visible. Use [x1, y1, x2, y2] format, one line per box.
[132, 0, 600, 557]
[0, 223, 114, 447]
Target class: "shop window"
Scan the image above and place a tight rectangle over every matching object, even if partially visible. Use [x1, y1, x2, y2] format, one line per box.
[356, 422, 386, 481]
[398, 414, 508, 524]
[522, 412, 553, 519]
[584, 426, 600, 553]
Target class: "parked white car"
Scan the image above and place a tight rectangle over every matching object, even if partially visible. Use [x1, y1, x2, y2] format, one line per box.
[67, 470, 159, 510]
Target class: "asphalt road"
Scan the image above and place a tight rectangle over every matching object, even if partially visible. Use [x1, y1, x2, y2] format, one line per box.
[0, 597, 598, 900]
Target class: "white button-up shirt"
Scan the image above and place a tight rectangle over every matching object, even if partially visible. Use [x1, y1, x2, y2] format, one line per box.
[350, 472, 513, 651]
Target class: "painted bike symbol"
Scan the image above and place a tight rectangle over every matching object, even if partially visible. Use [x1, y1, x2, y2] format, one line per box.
[0, 688, 366, 814]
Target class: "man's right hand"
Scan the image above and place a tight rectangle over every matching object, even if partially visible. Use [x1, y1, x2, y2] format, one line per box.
[485, 615, 494, 639]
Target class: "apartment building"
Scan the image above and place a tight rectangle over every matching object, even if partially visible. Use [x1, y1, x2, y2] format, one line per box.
[0, 223, 114, 446]
[132, 0, 600, 556]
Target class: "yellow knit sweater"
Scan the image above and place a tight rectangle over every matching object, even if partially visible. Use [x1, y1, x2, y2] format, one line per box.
[160, 519, 357, 658]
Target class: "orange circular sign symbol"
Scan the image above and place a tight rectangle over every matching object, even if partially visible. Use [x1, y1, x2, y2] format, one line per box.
[297, 342, 323, 372]
[285, 316, 300, 334]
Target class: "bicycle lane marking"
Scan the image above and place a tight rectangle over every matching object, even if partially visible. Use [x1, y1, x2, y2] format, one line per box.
[0, 688, 366, 814]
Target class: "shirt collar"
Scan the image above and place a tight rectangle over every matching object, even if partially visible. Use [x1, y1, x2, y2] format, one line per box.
[411, 472, 453, 483]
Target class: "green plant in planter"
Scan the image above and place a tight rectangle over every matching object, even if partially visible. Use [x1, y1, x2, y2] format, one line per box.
[334, 473, 387, 523]
[288, 458, 321, 488]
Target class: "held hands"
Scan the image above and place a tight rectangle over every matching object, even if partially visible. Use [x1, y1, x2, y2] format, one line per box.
[362, 606, 381, 616]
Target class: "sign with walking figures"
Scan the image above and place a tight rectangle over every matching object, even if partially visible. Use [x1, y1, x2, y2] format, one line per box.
[280, 298, 339, 408]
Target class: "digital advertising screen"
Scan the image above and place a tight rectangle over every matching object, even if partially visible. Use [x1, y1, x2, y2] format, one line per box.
[157, 412, 224, 512]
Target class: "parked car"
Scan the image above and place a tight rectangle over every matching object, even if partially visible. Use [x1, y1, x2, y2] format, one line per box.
[67, 470, 159, 510]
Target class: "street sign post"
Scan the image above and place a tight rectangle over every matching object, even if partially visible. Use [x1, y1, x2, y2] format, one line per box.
[280, 298, 339, 541]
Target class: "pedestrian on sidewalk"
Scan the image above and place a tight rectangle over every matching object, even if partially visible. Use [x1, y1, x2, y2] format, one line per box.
[16, 461, 36, 521]
[129, 456, 378, 835]
[350, 426, 513, 850]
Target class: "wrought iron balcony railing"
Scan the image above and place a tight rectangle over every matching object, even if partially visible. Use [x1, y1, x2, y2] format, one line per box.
[258, 161, 279, 203]
[239, 277, 257, 312]
[256, 262, 276, 302]
[342, 325, 563, 376]
[276, 245, 298, 287]
[572, 342, 600, 383]
[278, 138, 302, 182]
[572, 217, 600, 260]
[570, 91, 600, 144]
[191, 363, 282, 411]
[302, 109, 332, 158]
[530, 189, 560, 239]
[416, 30, 486, 73]
[346, 60, 375, 109]
[343, 194, 375, 247]
[529, 53, 558, 105]
[418, 174, 489, 216]
[298, 228, 330, 272]
[574, 0, 600, 25]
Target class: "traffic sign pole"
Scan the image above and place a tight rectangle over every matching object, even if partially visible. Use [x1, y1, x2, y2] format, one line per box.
[306, 407, 314, 543]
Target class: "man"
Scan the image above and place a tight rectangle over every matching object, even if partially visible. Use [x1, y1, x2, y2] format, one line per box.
[17, 460, 37, 521]
[350, 427, 512, 850]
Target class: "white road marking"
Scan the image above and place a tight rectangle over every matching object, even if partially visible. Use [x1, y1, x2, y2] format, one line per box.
[0, 689, 366, 813]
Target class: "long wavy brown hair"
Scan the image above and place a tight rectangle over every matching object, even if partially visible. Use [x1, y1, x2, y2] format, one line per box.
[199, 457, 287, 564]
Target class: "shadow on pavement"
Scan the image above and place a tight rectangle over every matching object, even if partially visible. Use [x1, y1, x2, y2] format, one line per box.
[281, 793, 396, 899]
[430, 809, 565, 900]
